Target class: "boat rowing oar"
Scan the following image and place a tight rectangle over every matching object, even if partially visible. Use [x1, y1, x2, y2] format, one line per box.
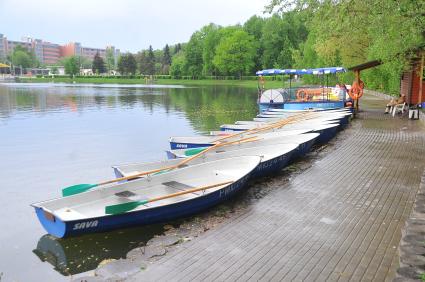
[219, 111, 317, 140]
[61, 166, 174, 197]
[61, 136, 257, 197]
[63, 113, 317, 197]
[173, 135, 259, 167]
[104, 180, 234, 214]
[182, 135, 260, 156]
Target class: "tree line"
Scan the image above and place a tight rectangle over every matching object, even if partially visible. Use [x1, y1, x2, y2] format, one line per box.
[117, 44, 176, 75]
[266, 0, 424, 95]
[114, 12, 307, 78]
[7, 0, 423, 95]
[129, 0, 422, 94]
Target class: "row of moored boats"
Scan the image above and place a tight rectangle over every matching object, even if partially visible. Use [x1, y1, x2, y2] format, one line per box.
[32, 108, 353, 238]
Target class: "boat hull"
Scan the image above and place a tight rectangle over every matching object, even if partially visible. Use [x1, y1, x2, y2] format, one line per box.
[315, 125, 338, 144]
[259, 101, 345, 112]
[34, 174, 251, 238]
[116, 151, 295, 179]
[293, 136, 317, 159]
[170, 141, 213, 150]
[252, 149, 295, 178]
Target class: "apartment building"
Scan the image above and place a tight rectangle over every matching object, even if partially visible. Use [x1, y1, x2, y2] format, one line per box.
[0, 34, 120, 66]
[82, 46, 106, 61]
[0, 34, 4, 59]
[63, 43, 120, 64]
[41, 42, 61, 65]
[60, 42, 82, 58]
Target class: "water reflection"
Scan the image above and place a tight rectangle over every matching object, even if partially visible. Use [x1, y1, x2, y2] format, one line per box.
[0, 82, 258, 280]
[33, 223, 167, 276]
[0, 83, 258, 133]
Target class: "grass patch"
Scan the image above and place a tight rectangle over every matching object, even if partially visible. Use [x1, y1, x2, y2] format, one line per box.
[18, 76, 302, 89]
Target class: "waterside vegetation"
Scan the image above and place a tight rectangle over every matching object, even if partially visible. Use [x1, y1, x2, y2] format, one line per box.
[11, 0, 424, 96]
[19, 76, 299, 89]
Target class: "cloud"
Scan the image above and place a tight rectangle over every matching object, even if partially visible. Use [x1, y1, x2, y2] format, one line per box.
[0, 0, 269, 52]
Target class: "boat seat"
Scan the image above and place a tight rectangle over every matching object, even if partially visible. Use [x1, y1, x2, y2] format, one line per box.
[115, 190, 138, 198]
[162, 181, 206, 196]
[162, 181, 194, 190]
[115, 190, 148, 203]
[110, 182, 204, 210]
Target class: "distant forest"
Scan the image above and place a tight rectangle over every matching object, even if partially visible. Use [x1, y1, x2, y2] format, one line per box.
[131, 0, 423, 95]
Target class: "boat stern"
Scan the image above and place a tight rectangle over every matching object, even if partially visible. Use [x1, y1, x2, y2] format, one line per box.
[33, 206, 67, 238]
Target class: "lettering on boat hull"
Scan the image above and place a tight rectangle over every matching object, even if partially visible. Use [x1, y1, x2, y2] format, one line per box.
[219, 177, 246, 198]
[73, 220, 99, 230]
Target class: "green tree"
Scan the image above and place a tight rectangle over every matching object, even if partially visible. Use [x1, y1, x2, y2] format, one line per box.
[174, 43, 182, 55]
[75, 56, 92, 69]
[11, 50, 32, 69]
[162, 44, 172, 66]
[105, 48, 115, 72]
[170, 52, 186, 78]
[162, 44, 172, 74]
[11, 45, 38, 68]
[118, 53, 137, 75]
[199, 24, 221, 76]
[50, 66, 59, 74]
[267, 0, 425, 94]
[213, 30, 257, 77]
[145, 45, 155, 75]
[261, 14, 294, 69]
[185, 31, 204, 78]
[137, 50, 148, 74]
[244, 16, 266, 72]
[63, 56, 79, 77]
[92, 52, 106, 74]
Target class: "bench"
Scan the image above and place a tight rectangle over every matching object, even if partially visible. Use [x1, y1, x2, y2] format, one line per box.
[391, 102, 408, 117]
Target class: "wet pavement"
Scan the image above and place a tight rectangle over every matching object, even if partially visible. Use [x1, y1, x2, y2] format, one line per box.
[80, 92, 425, 281]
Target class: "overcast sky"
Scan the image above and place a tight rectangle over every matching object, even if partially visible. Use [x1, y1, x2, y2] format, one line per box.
[0, 0, 270, 52]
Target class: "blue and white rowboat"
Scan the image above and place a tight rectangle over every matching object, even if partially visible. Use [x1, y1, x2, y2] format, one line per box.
[115, 143, 298, 179]
[168, 133, 319, 161]
[169, 129, 310, 150]
[220, 120, 338, 131]
[31, 156, 260, 238]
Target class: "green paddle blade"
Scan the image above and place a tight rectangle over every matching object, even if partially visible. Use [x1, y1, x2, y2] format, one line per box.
[105, 200, 148, 215]
[184, 147, 207, 156]
[62, 183, 98, 197]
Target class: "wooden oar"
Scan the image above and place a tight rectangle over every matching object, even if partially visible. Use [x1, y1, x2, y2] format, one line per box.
[242, 112, 317, 136]
[180, 135, 260, 157]
[211, 112, 312, 143]
[61, 136, 258, 197]
[181, 113, 316, 158]
[63, 112, 318, 197]
[105, 180, 234, 214]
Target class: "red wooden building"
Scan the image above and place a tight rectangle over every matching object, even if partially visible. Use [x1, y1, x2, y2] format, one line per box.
[400, 52, 424, 106]
[349, 50, 424, 107]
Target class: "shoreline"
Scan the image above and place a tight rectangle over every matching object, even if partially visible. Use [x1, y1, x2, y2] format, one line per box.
[75, 142, 335, 281]
[16, 76, 300, 89]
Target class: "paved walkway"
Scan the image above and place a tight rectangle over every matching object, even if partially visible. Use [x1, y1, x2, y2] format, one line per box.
[128, 93, 425, 281]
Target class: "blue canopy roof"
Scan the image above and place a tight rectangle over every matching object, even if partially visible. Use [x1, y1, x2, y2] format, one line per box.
[281, 68, 312, 75]
[256, 67, 346, 76]
[255, 69, 284, 75]
[310, 67, 346, 74]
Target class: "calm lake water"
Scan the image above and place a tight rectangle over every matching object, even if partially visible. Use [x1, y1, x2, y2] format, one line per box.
[0, 83, 258, 281]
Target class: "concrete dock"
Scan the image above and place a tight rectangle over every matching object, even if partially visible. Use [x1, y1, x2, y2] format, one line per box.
[99, 93, 425, 281]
